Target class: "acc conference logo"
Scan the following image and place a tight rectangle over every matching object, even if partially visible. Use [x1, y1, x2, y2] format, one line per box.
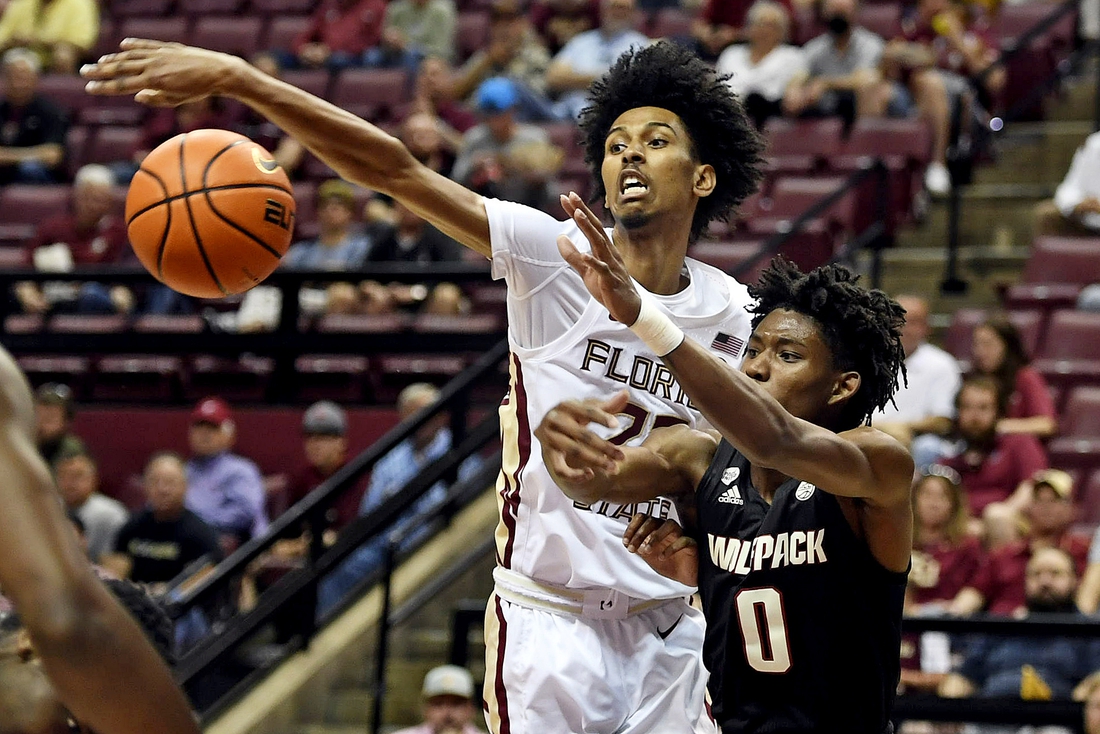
[795, 482, 816, 501]
[722, 467, 740, 485]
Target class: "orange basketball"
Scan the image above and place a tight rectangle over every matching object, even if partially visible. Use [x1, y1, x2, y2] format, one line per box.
[126, 129, 296, 299]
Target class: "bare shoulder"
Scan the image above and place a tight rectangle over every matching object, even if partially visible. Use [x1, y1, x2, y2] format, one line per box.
[840, 425, 914, 498]
[0, 347, 33, 430]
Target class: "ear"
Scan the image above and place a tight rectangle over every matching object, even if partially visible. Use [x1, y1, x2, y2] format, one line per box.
[693, 163, 717, 200]
[827, 370, 861, 408]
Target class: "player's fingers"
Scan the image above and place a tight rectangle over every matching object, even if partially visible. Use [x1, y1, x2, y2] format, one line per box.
[639, 519, 681, 552]
[81, 56, 151, 80]
[569, 192, 625, 268]
[119, 37, 177, 51]
[134, 89, 195, 107]
[556, 234, 585, 270]
[658, 536, 697, 561]
[559, 193, 577, 220]
[601, 390, 630, 415]
[539, 420, 618, 471]
[548, 451, 594, 482]
[623, 513, 650, 546]
[626, 515, 665, 553]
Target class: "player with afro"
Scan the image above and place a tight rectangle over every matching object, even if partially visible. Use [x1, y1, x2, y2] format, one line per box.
[537, 252, 913, 733]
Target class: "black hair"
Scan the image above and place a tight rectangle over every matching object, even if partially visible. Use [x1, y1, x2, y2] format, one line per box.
[101, 578, 176, 667]
[748, 258, 907, 430]
[578, 41, 765, 242]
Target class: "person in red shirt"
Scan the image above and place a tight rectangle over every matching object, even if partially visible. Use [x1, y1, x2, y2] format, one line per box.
[952, 469, 1089, 616]
[944, 373, 1049, 516]
[16, 163, 131, 316]
[283, 0, 386, 70]
[691, 0, 795, 61]
[971, 315, 1058, 439]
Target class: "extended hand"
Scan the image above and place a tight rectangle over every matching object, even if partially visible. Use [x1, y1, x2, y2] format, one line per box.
[82, 38, 246, 107]
[535, 391, 628, 483]
[556, 192, 642, 325]
[624, 514, 699, 586]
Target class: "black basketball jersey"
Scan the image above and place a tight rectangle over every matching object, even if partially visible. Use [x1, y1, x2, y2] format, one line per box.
[693, 440, 907, 734]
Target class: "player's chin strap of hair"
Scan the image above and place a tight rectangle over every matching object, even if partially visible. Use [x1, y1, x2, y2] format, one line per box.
[628, 291, 685, 358]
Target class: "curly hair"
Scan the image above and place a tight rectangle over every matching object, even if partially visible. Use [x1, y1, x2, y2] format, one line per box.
[102, 578, 176, 666]
[578, 41, 765, 242]
[748, 258, 907, 430]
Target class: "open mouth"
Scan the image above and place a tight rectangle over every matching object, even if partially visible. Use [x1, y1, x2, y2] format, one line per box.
[619, 170, 650, 200]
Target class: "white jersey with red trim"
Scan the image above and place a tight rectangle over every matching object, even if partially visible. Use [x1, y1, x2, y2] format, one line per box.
[487, 198, 754, 601]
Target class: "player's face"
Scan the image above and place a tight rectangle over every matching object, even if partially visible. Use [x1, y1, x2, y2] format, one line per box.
[741, 309, 855, 426]
[601, 107, 711, 233]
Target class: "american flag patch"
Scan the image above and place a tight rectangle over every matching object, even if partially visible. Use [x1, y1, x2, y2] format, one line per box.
[711, 332, 745, 358]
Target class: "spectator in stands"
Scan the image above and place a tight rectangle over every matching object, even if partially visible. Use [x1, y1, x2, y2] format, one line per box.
[361, 201, 469, 315]
[0, 0, 98, 74]
[104, 452, 222, 591]
[1072, 507, 1100, 614]
[285, 179, 374, 272]
[952, 470, 1088, 616]
[379, 0, 458, 68]
[0, 48, 66, 185]
[873, 294, 962, 469]
[408, 55, 478, 134]
[54, 451, 128, 564]
[284, 401, 364, 540]
[941, 548, 1100, 698]
[530, 0, 601, 55]
[185, 397, 269, 550]
[401, 111, 460, 178]
[545, 0, 649, 121]
[942, 373, 1048, 516]
[114, 97, 230, 184]
[970, 316, 1057, 439]
[392, 664, 481, 734]
[452, 0, 555, 122]
[281, 0, 386, 71]
[33, 381, 83, 468]
[452, 77, 563, 211]
[234, 53, 305, 178]
[16, 164, 133, 317]
[908, 465, 985, 614]
[693, 0, 794, 62]
[718, 2, 806, 131]
[1034, 130, 1100, 238]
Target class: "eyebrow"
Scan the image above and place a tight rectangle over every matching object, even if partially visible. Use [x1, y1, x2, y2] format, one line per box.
[748, 334, 809, 348]
[606, 122, 679, 139]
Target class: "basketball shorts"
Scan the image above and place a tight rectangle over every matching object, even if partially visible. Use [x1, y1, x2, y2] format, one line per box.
[482, 571, 716, 734]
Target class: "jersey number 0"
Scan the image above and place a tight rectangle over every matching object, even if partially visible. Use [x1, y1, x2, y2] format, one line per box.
[736, 587, 792, 673]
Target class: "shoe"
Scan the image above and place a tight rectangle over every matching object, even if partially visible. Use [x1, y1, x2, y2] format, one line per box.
[924, 162, 951, 197]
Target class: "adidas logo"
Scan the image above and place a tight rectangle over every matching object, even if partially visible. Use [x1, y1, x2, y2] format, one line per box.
[718, 486, 743, 505]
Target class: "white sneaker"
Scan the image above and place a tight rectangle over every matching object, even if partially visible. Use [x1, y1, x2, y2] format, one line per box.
[924, 161, 951, 197]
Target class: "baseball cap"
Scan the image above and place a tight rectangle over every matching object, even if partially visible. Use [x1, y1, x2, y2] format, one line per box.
[191, 397, 233, 427]
[421, 665, 474, 700]
[476, 77, 518, 114]
[317, 179, 356, 208]
[35, 382, 73, 408]
[1033, 469, 1074, 501]
[302, 401, 347, 436]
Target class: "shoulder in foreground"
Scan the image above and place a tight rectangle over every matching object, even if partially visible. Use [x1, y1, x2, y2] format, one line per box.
[850, 424, 915, 470]
[647, 423, 720, 460]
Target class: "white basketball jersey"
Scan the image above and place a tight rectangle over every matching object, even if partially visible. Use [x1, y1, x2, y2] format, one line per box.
[486, 198, 754, 601]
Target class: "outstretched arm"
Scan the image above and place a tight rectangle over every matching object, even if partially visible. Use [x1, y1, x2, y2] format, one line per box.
[83, 40, 491, 257]
[0, 347, 199, 734]
[536, 390, 718, 506]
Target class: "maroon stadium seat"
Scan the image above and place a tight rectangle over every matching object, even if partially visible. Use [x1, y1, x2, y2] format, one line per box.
[65, 126, 90, 179]
[1059, 387, 1100, 438]
[39, 74, 93, 118]
[316, 312, 412, 333]
[249, 0, 313, 14]
[833, 118, 932, 228]
[942, 308, 1043, 361]
[263, 16, 312, 52]
[412, 313, 503, 334]
[186, 354, 273, 402]
[118, 17, 191, 45]
[764, 119, 844, 173]
[1003, 282, 1082, 313]
[329, 68, 408, 122]
[456, 12, 491, 61]
[649, 7, 695, 38]
[0, 247, 28, 266]
[177, 0, 243, 15]
[189, 16, 263, 58]
[688, 240, 764, 276]
[108, 0, 176, 17]
[295, 354, 371, 402]
[994, 3, 1075, 49]
[16, 356, 91, 398]
[1034, 311, 1100, 391]
[83, 127, 143, 166]
[373, 353, 468, 403]
[857, 4, 901, 39]
[0, 185, 71, 227]
[48, 315, 129, 333]
[91, 17, 119, 60]
[1048, 437, 1100, 476]
[747, 177, 853, 266]
[1077, 468, 1100, 526]
[280, 69, 332, 99]
[133, 315, 205, 333]
[92, 356, 183, 402]
[1023, 237, 1100, 284]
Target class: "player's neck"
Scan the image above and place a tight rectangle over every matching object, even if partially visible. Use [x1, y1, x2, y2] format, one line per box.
[750, 465, 788, 505]
[612, 226, 690, 295]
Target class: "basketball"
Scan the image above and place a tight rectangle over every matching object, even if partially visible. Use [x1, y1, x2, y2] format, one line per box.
[125, 129, 296, 299]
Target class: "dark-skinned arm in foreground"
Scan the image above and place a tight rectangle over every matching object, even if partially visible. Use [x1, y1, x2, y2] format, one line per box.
[544, 194, 914, 572]
[81, 39, 491, 257]
[0, 347, 199, 734]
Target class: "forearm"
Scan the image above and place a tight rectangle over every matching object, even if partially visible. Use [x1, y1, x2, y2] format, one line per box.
[451, 56, 491, 100]
[0, 143, 63, 166]
[996, 415, 1056, 438]
[545, 63, 597, 93]
[950, 586, 984, 615]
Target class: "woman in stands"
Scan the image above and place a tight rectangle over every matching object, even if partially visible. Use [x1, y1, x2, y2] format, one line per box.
[970, 315, 1057, 439]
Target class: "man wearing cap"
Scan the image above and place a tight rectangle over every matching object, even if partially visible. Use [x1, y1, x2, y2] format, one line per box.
[393, 664, 482, 734]
[952, 469, 1091, 616]
[184, 397, 268, 550]
[284, 179, 374, 271]
[33, 382, 84, 469]
[286, 401, 365, 538]
[451, 77, 562, 210]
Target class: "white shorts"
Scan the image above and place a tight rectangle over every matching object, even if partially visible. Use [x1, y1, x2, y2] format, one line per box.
[482, 584, 716, 734]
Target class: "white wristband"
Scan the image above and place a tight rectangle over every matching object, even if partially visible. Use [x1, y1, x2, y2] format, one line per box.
[629, 294, 685, 357]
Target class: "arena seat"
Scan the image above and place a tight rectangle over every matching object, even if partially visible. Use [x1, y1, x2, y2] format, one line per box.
[649, 7, 695, 38]
[295, 354, 372, 402]
[133, 315, 205, 333]
[65, 126, 90, 179]
[4, 315, 43, 334]
[1058, 387, 1100, 438]
[186, 354, 273, 402]
[456, 11, 491, 62]
[177, 0, 243, 15]
[90, 17, 119, 60]
[764, 119, 844, 175]
[248, 0, 314, 14]
[39, 74, 93, 118]
[189, 16, 263, 58]
[91, 355, 184, 402]
[467, 283, 507, 318]
[1003, 282, 1082, 314]
[316, 312, 413, 334]
[16, 355, 91, 397]
[108, 0, 176, 17]
[688, 240, 766, 280]
[1033, 311, 1100, 391]
[82, 127, 143, 167]
[1048, 437, 1100, 476]
[0, 185, 71, 227]
[280, 69, 333, 100]
[0, 247, 28, 266]
[1076, 469, 1100, 527]
[941, 308, 1043, 360]
[330, 68, 408, 123]
[1023, 237, 1100, 284]
[412, 313, 503, 334]
[373, 353, 468, 403]
[263, 16, 313, 54]
[832, 118, 932, 229]
[856, 4, 902, 40]
[118, 17, 191, 46]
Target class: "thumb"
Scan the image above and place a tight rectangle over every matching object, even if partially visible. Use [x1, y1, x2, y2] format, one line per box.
[603, 389, 630, 414]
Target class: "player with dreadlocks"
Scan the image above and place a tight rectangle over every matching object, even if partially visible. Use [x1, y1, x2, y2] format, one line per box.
[84, 38, 765, 733]
[537, 255, 913, 733]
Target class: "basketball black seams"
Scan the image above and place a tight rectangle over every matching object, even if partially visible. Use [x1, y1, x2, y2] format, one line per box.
[136, 164, 172, 282]
[202, 189, 286, 261]
[125, 182, 292, 226]
[178, 132, 229, 296]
